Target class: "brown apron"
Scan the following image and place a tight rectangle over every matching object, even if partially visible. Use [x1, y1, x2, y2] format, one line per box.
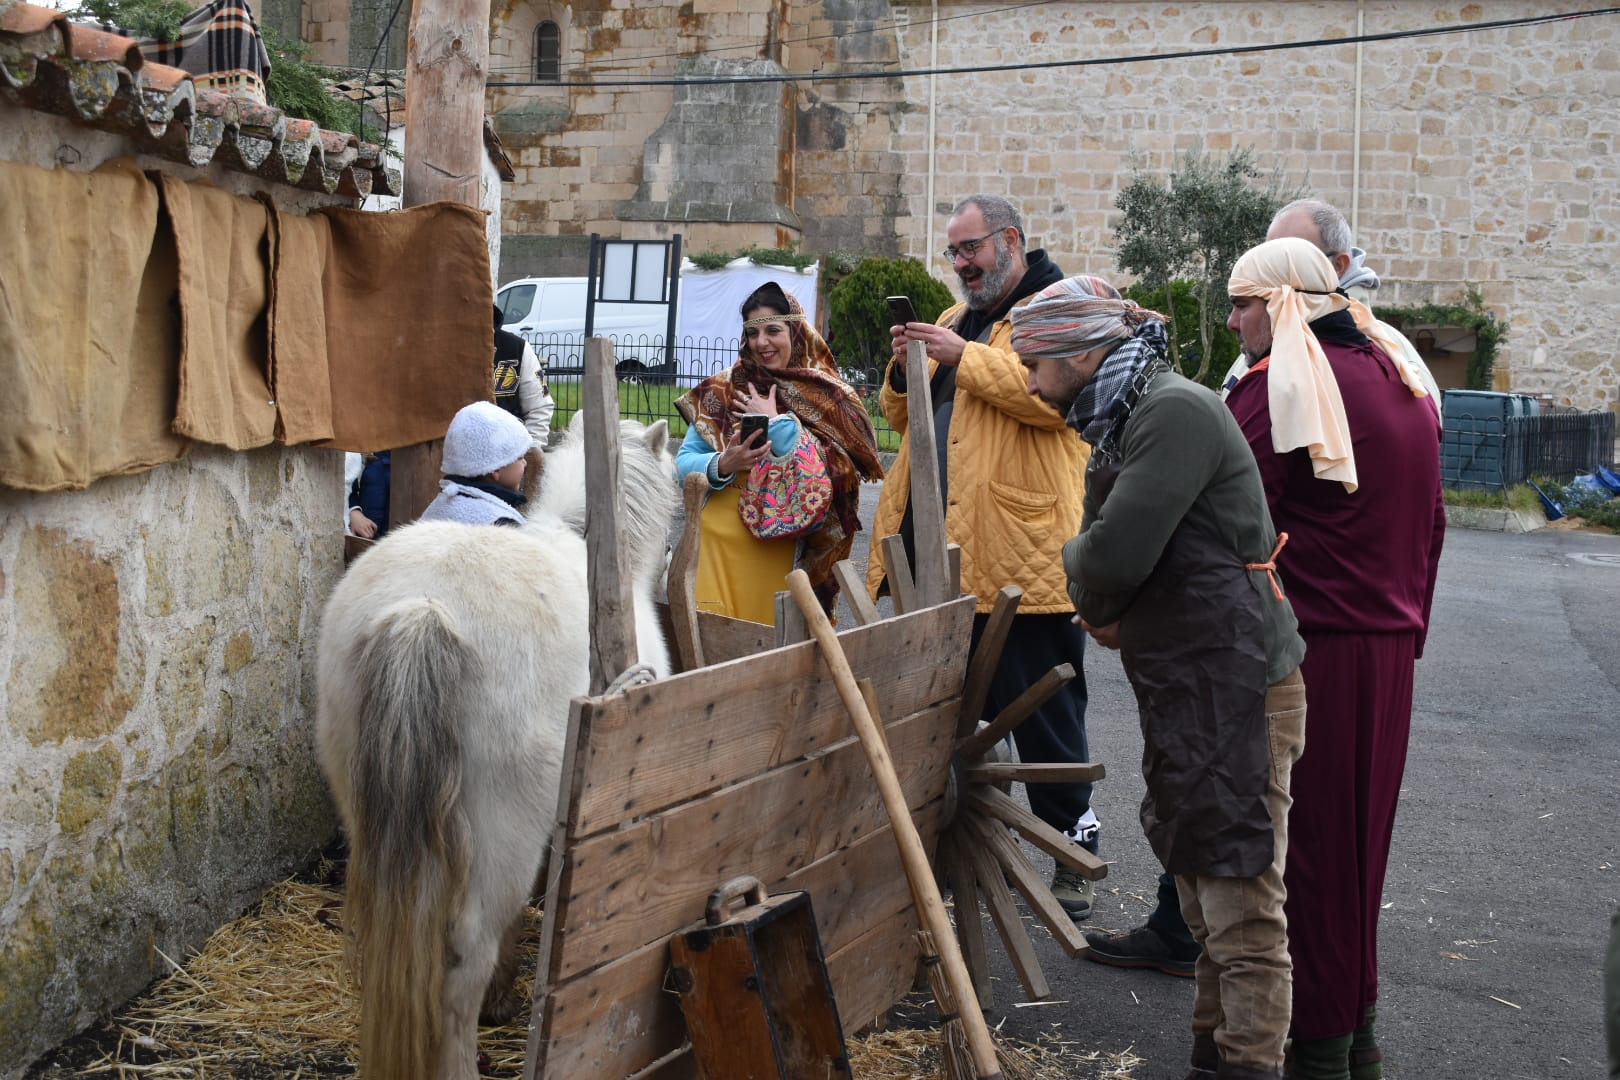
[1084, 374, 1275, 878]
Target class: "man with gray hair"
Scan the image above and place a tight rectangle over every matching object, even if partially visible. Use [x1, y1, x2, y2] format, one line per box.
[866, 194, 1103, 920]
[1220, 198, 1443, 415]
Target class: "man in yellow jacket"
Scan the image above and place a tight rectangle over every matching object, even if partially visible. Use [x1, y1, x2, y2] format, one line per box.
[866, 194, 1099, 918]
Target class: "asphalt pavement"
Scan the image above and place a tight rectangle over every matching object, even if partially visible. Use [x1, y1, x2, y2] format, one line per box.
[846, 482, 1620, 1079]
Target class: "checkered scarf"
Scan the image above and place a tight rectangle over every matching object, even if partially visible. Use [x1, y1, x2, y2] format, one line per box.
[134, 0, 271, 102]
[1010, 274, 1169, 445]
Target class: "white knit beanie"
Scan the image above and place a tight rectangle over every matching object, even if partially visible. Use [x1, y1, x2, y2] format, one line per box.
[440, 401, 531, 477]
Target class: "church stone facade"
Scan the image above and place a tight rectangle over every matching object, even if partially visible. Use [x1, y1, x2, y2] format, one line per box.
[315, 0, 1619, 409]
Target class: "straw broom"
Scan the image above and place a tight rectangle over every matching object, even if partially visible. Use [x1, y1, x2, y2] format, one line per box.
[787, 570, 1033, 1080]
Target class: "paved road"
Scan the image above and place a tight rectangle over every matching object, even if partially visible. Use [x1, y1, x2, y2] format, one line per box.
[846, 485, 1620, 1079]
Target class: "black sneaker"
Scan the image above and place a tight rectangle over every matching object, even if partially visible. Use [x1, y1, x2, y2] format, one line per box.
[1082, 924, 1198, 977]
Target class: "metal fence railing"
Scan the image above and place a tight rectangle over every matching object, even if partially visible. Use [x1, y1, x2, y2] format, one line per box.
[1442, 409, 1616, 492]
[526, 331, 901, 451]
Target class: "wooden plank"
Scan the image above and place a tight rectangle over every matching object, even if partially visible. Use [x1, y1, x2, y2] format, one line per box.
[964, 762, 1107, 786]
[584, 339, 638, 694]
[533, 804, 941, 1078]
[391, 0, 490, 530]
[568, 596, 975, 836]
[946, 543, 962, 599]
[694, 610, 773, 664]
[963, 832, 1051, 1001]
[904, 339, 951, 608]
[966, 812, 1089, 957]
[834, 559, 880, 626]
[773, 590, 807, 647]
[957, 585, 1021, 738]
[825, 904, 928, 1037]
[548, 706, 956, 982]
[665, 473, 709, 673]
[879, 534, 917, 615]
[956, 663, 1076, 761]
[938, 830, 993, 1009]
[968, 785, 1108, 880]
[342, 534, 375, 564]
[526, 696, 592, 1077]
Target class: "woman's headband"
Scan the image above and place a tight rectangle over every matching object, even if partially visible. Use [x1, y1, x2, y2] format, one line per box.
[743, 312, 806, 329]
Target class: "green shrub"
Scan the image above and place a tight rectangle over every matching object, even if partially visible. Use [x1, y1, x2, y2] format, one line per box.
[1553, 478, 1620, 533]
[72, 0, 191, 40]
[827, 256, 954, 381]
[261, 27, 369, 137]
[1122, 279, 1242, 391]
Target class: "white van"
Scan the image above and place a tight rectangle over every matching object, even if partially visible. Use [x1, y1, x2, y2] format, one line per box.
[496, 277, 675, 377]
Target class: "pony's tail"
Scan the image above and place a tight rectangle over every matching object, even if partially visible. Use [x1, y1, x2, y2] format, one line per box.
[344, 599, 469, 1079]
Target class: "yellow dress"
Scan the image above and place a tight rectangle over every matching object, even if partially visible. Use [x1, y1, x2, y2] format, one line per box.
[695, 485, 797, 625]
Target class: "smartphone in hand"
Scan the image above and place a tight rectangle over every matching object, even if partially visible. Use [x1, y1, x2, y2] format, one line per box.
[887, 296, 918, 329]
[739, 413, 770, 447]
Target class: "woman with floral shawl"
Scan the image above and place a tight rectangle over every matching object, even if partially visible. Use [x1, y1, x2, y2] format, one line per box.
[674, 282, 884, 622]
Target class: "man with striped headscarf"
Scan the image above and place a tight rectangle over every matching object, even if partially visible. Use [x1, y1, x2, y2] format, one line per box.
[1014, 275, 1308, 1080]
[1223, 237, 1445, 1080]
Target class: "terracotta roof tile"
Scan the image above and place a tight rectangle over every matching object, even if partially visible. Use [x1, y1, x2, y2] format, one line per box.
[0, 0, 400, 198]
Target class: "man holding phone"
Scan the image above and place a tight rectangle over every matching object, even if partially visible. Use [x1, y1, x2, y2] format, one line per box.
[865, 194, 1102, 920]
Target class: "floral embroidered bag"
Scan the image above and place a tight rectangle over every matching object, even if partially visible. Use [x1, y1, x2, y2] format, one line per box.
[738, 431, 833, 540]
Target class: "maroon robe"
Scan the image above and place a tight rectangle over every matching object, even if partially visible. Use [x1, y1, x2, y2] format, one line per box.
[1226, 335, 1446, 1040]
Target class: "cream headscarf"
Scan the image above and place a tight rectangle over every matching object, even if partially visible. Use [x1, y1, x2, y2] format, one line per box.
[1228, 237, 1360, 491]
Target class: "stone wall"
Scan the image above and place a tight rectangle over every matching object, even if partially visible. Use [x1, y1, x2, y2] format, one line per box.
[880, 0, 1619, 410]
[0, 110, 352, 1079]
[488, 0, 1618, 409]
[0, 447, 344, 1077]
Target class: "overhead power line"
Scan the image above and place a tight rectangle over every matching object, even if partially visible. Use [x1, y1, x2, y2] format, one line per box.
[487, 6, 1620, 89]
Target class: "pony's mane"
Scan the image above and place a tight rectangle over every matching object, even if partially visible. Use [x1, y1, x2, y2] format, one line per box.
[535, 416, 677, 577]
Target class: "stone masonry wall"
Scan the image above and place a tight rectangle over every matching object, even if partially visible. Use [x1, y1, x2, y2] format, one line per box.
[490, 0, 1617, 407]
[882, 0, 1619, 410]
[0, 447, 344, 1076]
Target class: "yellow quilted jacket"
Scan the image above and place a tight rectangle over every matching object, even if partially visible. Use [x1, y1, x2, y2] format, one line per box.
[864, 300, 1090, 614]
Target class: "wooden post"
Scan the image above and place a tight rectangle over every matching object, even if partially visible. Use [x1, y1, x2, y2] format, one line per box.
[665, 473, 709, 672]
[388, 0, 494, 527]
[584, 339, 638, 694]
[905, 339, 951, 608]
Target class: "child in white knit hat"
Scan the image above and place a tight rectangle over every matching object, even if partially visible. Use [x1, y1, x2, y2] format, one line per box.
[418, 401, 533, 527]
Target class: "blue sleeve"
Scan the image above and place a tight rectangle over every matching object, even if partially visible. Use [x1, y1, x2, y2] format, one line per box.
[677, 425, 732, 488]
[767, 414, 800, 456]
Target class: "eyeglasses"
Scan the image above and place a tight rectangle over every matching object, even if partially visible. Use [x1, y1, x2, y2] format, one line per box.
[941, 231, 1002, 263]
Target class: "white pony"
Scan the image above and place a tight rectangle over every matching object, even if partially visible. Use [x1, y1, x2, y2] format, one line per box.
[315, 416, 678, 1080]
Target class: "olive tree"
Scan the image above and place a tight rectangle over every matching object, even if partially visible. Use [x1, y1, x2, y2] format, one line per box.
[1114, 145, 1303, 385]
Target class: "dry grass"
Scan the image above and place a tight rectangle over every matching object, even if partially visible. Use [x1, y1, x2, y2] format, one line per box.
[32, 865, 1126, 1080]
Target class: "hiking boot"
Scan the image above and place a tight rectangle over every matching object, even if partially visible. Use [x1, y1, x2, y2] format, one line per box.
[1349, 1006, 1383, 1080]
[1082, 923, 1198, 977]
[1050, 866, 1094, 920]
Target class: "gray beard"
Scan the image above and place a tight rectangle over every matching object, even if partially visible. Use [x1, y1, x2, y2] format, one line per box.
[962, 242, 1015, 312]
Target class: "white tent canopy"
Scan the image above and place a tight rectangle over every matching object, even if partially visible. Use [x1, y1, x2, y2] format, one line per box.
[675, 257, 819, 344]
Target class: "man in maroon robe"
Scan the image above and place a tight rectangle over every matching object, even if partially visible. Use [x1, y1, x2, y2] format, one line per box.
[1223, 237, 1446, 1080]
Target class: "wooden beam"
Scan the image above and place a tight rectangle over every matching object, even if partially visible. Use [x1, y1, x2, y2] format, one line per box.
[968, 785, 1108, 880]
[583, 339, 638, 695]
[391, 0, 493, 528]
[956, 663, 1076, 761]
[938, 831, 994, 1009]
[956, 585, 1021, 738]
[964, 762, 1107, 786]
[878, 534, 916, 615]
[774, 590, 807, 647]
[665, 472, 708, 672]
[904, 339, 951, 608]
[966, 812, 1089, 957]
[962, 832, 1051, 1001]
[834, 559, 880, 626]
[946, 543, 962, 599]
